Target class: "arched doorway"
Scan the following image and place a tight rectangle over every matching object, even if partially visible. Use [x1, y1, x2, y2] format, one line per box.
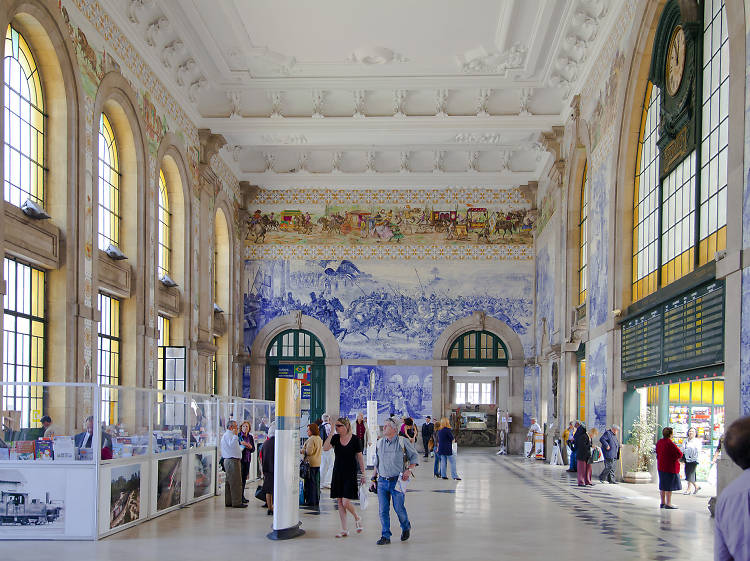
[265, 329, 326, 422]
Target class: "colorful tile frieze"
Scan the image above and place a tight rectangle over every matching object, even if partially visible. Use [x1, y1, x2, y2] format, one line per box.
[245, 244, 534, 261]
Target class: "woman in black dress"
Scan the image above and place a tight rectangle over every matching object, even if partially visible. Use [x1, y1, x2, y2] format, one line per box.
[260, 423, 276, 515]
[323, 417, 366, 538]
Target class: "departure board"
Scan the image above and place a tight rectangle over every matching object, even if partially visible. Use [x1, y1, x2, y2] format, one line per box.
[662, 281, 724, 372]
[621, 280, 724, 381]
[622, 309, 662, 380]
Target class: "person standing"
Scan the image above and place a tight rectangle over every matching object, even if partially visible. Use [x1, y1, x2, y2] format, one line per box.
[437, 417, 461, 480]
[714, 416, 750, 561]
[323, 417, 365, 538]
[574, 422, 592, 486]
[562, 421, 574, 466]
[567, 420, 581, 473]
[599, 424, 620, 484]
[301, 423, 323, 508]
[655, 426, 682, 509]
[421, 416, 434, 459]
[260, 423, 276, 515]
[682, 427, 702, 495]
[220, 420, 247, 508]
[401, 418, 417, 446]
[238, 421, 255, 501]
[374, 418, 419, 545]
[40, 415, 58, 438]
[320, 414, 334, 489]
[527, 417, 541, 458]
[355, 412, 367, 450]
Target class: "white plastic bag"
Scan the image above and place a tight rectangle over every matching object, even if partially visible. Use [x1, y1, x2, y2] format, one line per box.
[359, 483, 369, 510]
[452, 442, 458, 456]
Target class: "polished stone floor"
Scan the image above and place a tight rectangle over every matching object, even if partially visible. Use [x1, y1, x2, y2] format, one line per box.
[1, 450, 714, 561]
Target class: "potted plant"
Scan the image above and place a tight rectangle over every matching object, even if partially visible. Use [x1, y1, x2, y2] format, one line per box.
[623, 411, 659, 484]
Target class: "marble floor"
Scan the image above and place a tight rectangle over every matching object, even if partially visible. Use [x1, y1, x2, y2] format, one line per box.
[1, 450, 715, 561]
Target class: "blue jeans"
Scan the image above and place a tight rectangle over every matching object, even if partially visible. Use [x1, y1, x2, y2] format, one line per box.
[433, 453, 442, 476]
[377, 477, 410, 539]
[440, 454, 458, 478]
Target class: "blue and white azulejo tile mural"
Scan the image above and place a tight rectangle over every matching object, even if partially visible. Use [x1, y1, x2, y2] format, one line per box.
[523, 365, 539, 426]
[741, 268, 750, 416]
[588, 156, 610, 330]
[339, 365, 433, 424]
[535, 244, 554, 349]
[243, 259, 534, 360]
[587, 334, 608, 431]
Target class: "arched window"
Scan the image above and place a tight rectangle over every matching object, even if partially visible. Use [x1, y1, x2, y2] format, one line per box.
[448, 330, 508, 365]
[266, 329, 325, 360]
[3, 24, 45, 207]
[157, 169, 170, 279]
[632, 1, 729, 302]
[97, 113, 120, 250]
[578, 162, 588, 307]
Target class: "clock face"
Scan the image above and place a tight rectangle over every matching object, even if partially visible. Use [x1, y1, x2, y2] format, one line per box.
[666, 26, 686, 96]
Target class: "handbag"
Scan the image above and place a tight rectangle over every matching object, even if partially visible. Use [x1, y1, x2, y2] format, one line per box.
[254, 485, 265, 501]
[300, 459, 311, 479]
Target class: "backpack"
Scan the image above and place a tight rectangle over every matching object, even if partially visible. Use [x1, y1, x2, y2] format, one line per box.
[320, 422, 330, 442]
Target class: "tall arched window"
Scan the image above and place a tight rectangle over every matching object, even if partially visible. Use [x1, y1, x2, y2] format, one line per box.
[98, 113, 120, 250]
[578, 162, 588, 307]
[632, 1, 728, 302]
[157, 169, 170, 279]
[3, 24, 45, 207]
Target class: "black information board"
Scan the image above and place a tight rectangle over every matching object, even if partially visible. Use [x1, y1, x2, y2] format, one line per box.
[621, 281, 724, 381]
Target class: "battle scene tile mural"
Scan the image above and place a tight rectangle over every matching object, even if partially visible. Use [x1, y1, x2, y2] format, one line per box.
[587, 334, 608, 431]
[244, 259, 534, 360]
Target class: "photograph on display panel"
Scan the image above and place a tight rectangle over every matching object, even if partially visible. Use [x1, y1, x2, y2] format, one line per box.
[193, 454, 212, 498]
[110, 464, 140, 529]
[156, 457, 182, 511]
[0, 468, 65, 534]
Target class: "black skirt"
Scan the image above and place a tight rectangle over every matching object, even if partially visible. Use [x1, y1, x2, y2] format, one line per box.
[658, 471, 682, 491]
[684, 461, 698, 482]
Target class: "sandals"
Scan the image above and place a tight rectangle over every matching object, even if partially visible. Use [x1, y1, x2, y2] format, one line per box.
[335, 531, 349, 538]
[355, 517, 363, 533]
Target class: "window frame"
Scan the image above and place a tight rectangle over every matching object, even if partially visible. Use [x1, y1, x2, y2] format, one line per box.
[157, 169, 171, 279]
[447, 330, 508, 366]
[97, 292, 120, 425]
[97, 112, 121, 250]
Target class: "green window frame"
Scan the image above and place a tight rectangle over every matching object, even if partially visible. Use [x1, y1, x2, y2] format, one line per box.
[448, 330, 508, 366]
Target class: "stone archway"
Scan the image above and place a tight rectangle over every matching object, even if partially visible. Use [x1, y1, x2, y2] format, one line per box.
[250, 314, 342, 416]
[432, 311, 527, 454]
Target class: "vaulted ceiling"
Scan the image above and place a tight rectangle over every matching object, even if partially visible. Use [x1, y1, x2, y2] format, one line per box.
[102, 0, 618, 188]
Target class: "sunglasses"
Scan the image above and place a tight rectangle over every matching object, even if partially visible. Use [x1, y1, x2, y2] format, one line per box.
[335, 424, 344, 428]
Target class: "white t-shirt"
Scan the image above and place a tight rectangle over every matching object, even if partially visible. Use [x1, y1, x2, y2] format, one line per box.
[683, 438, 702, 462]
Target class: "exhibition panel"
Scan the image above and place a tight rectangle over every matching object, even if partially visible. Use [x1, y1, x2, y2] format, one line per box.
[0, 381, 274, 540]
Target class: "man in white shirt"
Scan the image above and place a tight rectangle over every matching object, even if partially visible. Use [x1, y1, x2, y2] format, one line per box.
[527, 417, 541, 458]
[221, 420, 247, 508]
[320, 414, 334, 488]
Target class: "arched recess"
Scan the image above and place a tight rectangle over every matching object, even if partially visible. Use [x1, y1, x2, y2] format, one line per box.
[250, 314, 342, 416]
[432, 312, 526, 453]
[213, 205, 230, 395]
[92, 72, 148, 389]
[565, 141, 591, 336]
[1, 3, 84, 435]
[155, 134, 191, 348]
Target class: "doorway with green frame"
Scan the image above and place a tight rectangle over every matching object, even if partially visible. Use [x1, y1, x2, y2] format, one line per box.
[265, 329, 327, 423]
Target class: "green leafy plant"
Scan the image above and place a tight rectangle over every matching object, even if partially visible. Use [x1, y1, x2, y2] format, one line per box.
[627, 411, 660, 472]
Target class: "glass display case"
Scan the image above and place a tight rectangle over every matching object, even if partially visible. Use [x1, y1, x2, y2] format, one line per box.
[106, 385, 150, 459]
[152, 392, 187, 454]
[189, 395, 217, 448]
[460, 410, 488, 430]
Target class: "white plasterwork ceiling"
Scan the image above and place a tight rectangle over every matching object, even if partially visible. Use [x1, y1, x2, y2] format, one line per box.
[101, 0, 621, 189]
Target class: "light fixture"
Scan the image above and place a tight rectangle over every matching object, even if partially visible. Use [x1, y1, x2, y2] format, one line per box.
[104, 243, 127, 260]
[159, 274, 178, 288]
[213, 303, 224, 313]
[21, 198, 50, 219]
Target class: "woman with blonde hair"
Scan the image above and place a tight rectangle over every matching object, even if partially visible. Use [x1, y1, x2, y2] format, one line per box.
[323, 416, 366, 537]
[238, 420, 255, 502]
[436, 417, 461, 480]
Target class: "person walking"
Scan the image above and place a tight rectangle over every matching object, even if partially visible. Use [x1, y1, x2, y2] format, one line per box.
[220, 420, 247, 508]
[355, 412, 367, 450]
[432, 418, 442, 478]
[421, 416, 434, 459]
[374, 418, 419, 545]
[682, 427, 702, 495]
[323, 417, 365, 538]
[599, 424, 620, 484]
[320, 414, 334, 489]
[260, 423, 276, 515]
[436, 417, 461, 480]
[656, 426, 683, 509]
[574, 422, 593, 486]
[238, 421, 255, 501]
[301, 423, 323, 508]
[714, 416, 750, 561]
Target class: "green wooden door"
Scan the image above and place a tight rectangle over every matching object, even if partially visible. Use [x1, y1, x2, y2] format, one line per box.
[310, 364, 326, 422]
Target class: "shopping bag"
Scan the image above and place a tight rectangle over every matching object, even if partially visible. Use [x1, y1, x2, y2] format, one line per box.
[359, 483, 369, 510]
[452, 442, 458, 456]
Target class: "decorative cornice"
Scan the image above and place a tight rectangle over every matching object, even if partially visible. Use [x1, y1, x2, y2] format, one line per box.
[457, 43, 528, 75]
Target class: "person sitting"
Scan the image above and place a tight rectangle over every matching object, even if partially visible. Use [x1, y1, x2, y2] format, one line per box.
[74, 416, 113, 457]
